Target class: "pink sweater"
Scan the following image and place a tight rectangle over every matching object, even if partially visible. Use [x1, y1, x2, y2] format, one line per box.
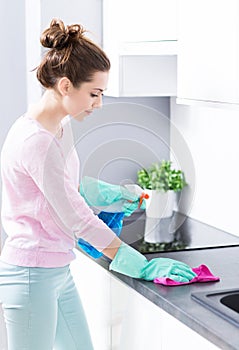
[0, 115, 116, 267]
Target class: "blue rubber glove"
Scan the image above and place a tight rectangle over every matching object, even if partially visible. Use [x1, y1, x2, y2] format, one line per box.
[79, 176, 146, 216]
[77, 211, 125, 259]
[109, 242, 196, 282]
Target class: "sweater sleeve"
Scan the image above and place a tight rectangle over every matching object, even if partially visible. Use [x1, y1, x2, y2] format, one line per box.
[21, 131, 117, 252]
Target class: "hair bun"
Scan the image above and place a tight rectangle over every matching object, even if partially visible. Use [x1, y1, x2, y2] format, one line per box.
[66, 24, 86, 41]
[40, 18, 85, 50]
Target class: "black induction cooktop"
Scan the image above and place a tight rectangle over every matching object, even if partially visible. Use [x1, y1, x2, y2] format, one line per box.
[120, 212, 239, 254]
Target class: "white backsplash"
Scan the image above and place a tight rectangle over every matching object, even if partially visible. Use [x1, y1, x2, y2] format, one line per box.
[170, 97, 239, 236]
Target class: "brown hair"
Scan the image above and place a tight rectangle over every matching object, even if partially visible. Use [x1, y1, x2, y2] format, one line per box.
[36, 19, 111, 89]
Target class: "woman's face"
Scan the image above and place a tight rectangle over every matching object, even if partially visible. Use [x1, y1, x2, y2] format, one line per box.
[62, 71, 109, 121]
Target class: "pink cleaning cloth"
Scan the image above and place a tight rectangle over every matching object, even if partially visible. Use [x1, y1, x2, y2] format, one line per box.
[153, 264, 220, 286]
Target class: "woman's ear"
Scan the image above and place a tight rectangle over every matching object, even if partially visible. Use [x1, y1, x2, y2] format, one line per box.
[57, 77, 72, 96]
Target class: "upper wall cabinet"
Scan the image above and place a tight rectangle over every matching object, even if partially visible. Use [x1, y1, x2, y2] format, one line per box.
[102, 0, 178, 97]
[177, 0, 239, 107]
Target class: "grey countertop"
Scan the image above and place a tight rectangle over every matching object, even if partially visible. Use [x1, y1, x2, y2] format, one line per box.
[77, 212, 239, 350]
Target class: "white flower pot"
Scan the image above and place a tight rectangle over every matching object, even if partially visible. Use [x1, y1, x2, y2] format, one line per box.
[144, 189, 177, 219]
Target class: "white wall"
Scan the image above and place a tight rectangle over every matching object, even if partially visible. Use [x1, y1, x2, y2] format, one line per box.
[40, 0, 102, 42]
[170, 97, 239, 236]
[0, 1, 27, 249]
[0, 2, 27, 344]
[0, 1, 27, 148]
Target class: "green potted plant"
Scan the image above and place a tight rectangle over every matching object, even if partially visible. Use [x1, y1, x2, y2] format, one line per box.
[137, 160, 187, 219]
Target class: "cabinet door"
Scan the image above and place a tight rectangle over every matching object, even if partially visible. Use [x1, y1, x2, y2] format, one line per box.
[103, 0, 177, 97]
[71, 253, 219, 350]
[110, 276, 130, 350]
[111, 280, 219, 350]
[105, 0, 177, 44]
[161, 308, 219, 350]
[118, 287, 163, 349]
[70, 249, 111, 350]
[177, 0, 239, 105]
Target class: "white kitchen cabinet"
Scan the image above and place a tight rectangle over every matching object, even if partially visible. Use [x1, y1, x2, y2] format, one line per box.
[71, 250, 219, 350]
[102, 0, 178, 97]
[110, 276, 130, 350]
[71, 250, 161, 350]
[161, 308, 219, 350]
[70, 249, 112, 350]
[177, 0, 239, 107]
[118, 286, 163, 349]
[118, 286, 218, 350]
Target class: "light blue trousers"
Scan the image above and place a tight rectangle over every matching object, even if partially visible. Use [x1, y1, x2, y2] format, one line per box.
[0, 260, 94, 350]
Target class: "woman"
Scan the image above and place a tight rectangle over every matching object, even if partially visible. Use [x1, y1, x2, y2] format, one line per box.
[0, 19, 195, 350]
